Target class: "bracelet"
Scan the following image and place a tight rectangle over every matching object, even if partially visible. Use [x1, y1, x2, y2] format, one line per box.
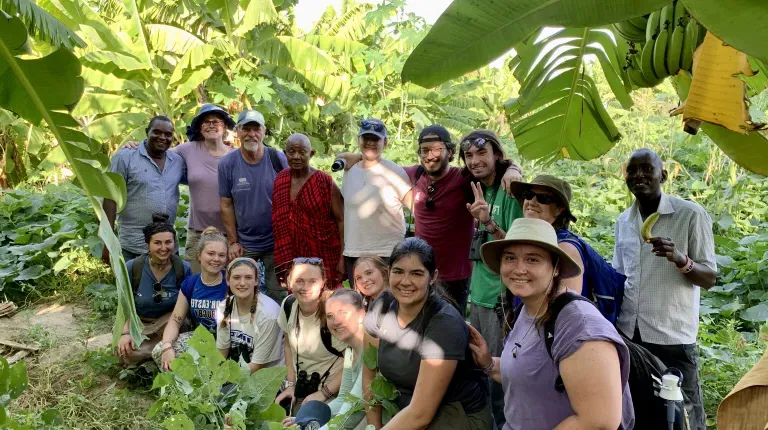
[283, 380, 296, 389]
[161, 346, 174, 354]
[506, 164, 522, 173]
[481, 359, 495, 376]
[481, 217, 494, 226]
[486, 221, 499, 235]
[321, 385, 335, 400]
[121, 332, 130, 336]
[678, 256, 695, 274]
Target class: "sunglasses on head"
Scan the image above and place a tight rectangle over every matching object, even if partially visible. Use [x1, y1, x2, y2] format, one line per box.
[426, 184, 437, 210]
[293, 257, 323, 265]
[152, 282, 164, 303]
[360, 120, 385, 133]
[522, 189, 557, 205]
[460, 137, 489, 151]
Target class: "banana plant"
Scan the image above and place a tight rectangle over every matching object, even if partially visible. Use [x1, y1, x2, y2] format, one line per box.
[0, 12, 143, 346]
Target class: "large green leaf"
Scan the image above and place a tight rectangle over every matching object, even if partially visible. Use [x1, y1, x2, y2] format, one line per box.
[72, 92, 135, 116]
[401, 0, 671, 88]
[36, 0, 126, 52]
[0, 15, 84, 124]
[0, 14, 143, 347]
[234, 0, 279, 36]
[302, 35, 367, 56]
[681, 0, 768, 63]
[0, 0, 85, 49]
[253, 36, 339, 73]
[85, 112, 147, 141]
[505, 27, 625, 162]
[145, 23, 204, 54]
[259, 64, 350, 103]
[327, 3, 375, 41]
[169, 44, 215, 84]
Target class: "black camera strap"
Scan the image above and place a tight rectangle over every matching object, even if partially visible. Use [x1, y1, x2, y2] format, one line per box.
[482, 184, 500, 229]
[293, 302, 342, 391]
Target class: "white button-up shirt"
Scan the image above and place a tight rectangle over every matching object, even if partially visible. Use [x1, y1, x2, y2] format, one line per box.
[613, 193, 716, 345]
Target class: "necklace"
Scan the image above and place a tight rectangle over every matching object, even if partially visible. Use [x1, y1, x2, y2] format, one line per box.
[201, 272, 222, 286]
[149, 257, 170, 269]
[511, 296, 548, 359]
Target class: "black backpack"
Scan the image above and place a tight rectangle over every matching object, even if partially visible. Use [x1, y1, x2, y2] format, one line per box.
[282, 295, 343, 358]
[510, 292, 689, 430]
[130, 254, 186, 294]
[265, 146, 285, 174]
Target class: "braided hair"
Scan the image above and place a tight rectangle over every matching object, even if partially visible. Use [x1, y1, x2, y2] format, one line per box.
[220, 257, 261, 328]
[142, 213, 176, 243]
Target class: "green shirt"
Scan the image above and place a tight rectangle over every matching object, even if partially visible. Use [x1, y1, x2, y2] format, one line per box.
[469, 184, 523, 308]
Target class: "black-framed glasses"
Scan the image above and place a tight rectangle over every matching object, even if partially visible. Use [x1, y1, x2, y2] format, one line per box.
[293, 257, 323, 265]
[202, 119, 225, 127]
[460, 137, 488, 151]
[426, 184, 437, 210]
[360, 120, 385, 133]
[417, 146, 445, 157]
[152, 282, 164, 303]
[522, 189, 557, 205]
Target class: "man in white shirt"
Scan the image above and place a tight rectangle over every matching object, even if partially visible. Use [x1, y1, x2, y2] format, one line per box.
[341, 119, 412, 276]
[613, 148, 717, 430]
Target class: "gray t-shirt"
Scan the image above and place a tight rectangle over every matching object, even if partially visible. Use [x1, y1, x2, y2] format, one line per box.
[363, 293, 487, 414]
[501, 299, 635, 430]
[217, 148, 287, 251]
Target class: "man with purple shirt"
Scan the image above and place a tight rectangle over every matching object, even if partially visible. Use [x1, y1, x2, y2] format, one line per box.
[219, 110, 288, 303]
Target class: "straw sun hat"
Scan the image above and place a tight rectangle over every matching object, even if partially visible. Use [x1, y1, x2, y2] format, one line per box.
[480, 218, 582, 279]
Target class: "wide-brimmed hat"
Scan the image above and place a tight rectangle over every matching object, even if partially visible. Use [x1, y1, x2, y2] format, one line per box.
[480, 218, 582, 279]
[186, 104, 235, 141]
[508, 174, 577, 222]
[294, 400, 331, 427]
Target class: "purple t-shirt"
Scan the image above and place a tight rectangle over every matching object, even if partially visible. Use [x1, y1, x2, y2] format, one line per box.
[175, 141, 233, 232]
[501, 300, 635, 430]
[218, 148, 288, 251]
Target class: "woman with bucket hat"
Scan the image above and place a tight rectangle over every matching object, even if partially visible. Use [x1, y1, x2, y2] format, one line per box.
[508, 175, 626, 324]
[468, 218, 635, 430]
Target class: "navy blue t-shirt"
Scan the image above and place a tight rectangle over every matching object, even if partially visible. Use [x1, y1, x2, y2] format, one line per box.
[127, 258, 192, 319]
[180, 272, 228, 333]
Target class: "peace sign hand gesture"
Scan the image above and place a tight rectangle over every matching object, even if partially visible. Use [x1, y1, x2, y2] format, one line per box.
[466, 182, 491, 224]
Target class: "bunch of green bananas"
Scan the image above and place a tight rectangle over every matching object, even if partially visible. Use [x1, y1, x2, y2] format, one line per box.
[619, 0, 706, 88]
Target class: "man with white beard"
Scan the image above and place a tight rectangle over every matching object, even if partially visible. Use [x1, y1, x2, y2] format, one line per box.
[219, 110, 288, 303]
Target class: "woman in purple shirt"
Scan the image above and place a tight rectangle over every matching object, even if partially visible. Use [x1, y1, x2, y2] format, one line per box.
[469, 218, 635, 430]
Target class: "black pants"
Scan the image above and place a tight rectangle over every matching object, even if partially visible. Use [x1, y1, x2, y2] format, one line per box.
[633, 328, 706, 430]
[442, 278, 470, 318]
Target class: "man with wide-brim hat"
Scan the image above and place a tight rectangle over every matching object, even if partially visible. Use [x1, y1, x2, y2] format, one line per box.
[471, 218, 636, 430]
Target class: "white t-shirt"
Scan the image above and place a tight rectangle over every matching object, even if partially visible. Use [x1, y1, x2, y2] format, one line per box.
[341, 158, 411, 257]
[278, 297, 345, 380]
[216, 293, 284, 369]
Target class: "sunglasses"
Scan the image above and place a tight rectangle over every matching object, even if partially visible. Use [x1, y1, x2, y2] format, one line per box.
[152, 282, 165, 303]
[360, 120, 385, 133]
[426, 184, 437, 210]
[460, 137, 489, 151]
[293, 257, 323, 265]
[522, 189, 557, 205]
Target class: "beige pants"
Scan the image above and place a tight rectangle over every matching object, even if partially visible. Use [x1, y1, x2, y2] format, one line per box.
[120, 313, 172, 366]
[184, 228, 202, 273]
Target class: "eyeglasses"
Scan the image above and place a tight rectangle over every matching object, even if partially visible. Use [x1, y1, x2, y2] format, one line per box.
[417, 146, 445, 157]
[202, 119, 224, 127]
[522, 189, 557, 205]
[460, 137, 489, 151]
[426, 184, 437, 210]
[360, 120, 385, 133]
[293, 257, 323, 265]
[152, 282, 165, 303]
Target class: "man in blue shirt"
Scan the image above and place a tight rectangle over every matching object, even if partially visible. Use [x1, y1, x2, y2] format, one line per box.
[102, 116, 184, 262]
[219, 110, 288, 303]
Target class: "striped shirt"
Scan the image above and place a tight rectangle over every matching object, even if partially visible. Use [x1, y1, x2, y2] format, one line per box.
[613, 193, 716, 345]
[110, 142, 184, 254]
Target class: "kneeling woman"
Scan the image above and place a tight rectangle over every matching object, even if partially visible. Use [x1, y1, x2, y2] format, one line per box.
[276, 258, 345, 412]
[153, 227, 229, 371]
[470, 218, 635, 429]
[363, 238, 490, 430]
[116, 213, 192, 365]
[217, 257, 284, 373]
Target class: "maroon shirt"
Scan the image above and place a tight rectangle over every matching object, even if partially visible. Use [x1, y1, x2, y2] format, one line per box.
[405, 165, 474, 281]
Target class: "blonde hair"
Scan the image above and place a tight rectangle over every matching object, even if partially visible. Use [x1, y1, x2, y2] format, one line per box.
[196, 226, 228, 258]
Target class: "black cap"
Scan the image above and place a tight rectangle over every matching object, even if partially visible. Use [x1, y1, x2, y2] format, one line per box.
[418, 125, 452, 146]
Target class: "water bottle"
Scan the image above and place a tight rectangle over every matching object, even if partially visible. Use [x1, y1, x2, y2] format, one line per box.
[658, 368, 685, 430]
[331, 158, 346, 172]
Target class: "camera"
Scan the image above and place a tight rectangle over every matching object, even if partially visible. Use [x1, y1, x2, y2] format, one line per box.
[469, 228, 488, 261]
[228, 342, 252, 364]
[331, 158, 347, 172]
[294, 370, 322, 399]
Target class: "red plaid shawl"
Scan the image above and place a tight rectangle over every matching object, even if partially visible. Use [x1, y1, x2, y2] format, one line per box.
[272, 169, 342, 287]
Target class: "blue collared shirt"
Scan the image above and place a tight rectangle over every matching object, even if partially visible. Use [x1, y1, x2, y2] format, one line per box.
[110, 141, 184, 254]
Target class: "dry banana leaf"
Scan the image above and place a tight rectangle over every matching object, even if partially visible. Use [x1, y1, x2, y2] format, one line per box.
[717, 349, 768, 430]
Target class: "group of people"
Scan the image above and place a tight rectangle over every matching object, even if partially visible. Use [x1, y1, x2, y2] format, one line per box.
[106, 103, 717, 430]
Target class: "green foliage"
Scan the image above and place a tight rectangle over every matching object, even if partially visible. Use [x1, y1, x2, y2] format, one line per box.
[0, 355, 64, 429]
[148, 326, 288, 430]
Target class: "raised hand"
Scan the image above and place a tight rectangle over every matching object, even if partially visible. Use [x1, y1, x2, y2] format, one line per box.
[465, 182, 491, 224]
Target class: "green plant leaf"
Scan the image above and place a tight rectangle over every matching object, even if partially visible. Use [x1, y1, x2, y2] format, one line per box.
[741, 303, 768, 322]
[235, 0, 279, 36]
[681, 0, 768, 63]
[72, 92, 135, 117]
[401, 0, 671, 88]
[13, 264, 49, 281]
[84, 112, 147, 142]
[363, 344, 378, 369]
[146, 23, 204, 54]
[6, 359, 27, 399]
[254, 36, 339, 74]
[40, 408, 63, 425]
[162, 414, 194, 430]
[237, 366, 287, 413]
[0, 0, 86, 49]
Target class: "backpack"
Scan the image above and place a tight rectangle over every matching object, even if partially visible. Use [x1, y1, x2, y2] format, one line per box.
[405, 166, 427, 238]
[130, 254, 186, 294]
[511, 292, 689, 430]
[282, 295, 344, 358]
[266, 146, 285, 174]
[556, 230, 626, 324]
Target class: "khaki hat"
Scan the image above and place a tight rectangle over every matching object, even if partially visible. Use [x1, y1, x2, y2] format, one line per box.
[480, 218, 582, 279]
[508, 174, 577, 222]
